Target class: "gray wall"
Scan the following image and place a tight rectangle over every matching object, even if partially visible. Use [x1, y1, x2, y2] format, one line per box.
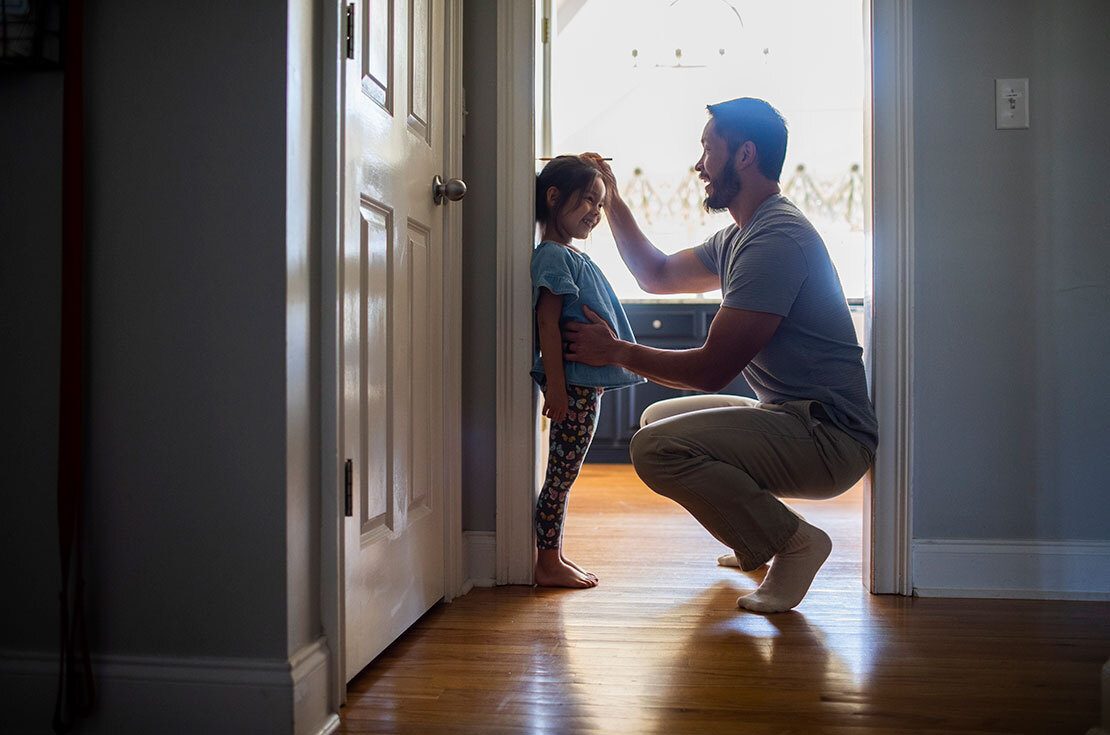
[1030, 0, 1110, 540]
[912, 0, 1109, 541]
[0, 73, 64, 655]
[80, 0, 290, 659]
[0, 0, 320, 681]
[461, 0, 499, 532]
[912, 1, 1039, 538]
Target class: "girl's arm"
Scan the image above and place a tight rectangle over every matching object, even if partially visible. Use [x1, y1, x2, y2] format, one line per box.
[536, 288, 569, 423]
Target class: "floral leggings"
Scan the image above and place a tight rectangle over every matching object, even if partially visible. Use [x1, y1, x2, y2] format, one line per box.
[536, 384, 602, 550]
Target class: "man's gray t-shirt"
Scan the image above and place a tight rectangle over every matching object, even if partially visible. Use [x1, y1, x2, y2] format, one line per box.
[695, 194, 878, 452]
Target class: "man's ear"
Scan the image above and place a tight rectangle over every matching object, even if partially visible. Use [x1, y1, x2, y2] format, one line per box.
[735, 140, 758, 173]
[546, 186, 561, 210]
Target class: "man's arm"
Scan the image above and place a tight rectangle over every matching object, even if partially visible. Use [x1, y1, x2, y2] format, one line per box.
[604, 195, 720, 295]
[583, 153, 719, 295]
[564, 305, 782, 393]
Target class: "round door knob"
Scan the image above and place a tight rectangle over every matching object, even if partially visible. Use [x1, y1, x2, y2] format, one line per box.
[433, 175, 467, 205]
[652, 319, 663, 329]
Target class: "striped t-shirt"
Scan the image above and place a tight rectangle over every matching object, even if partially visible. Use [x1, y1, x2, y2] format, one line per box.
[695, 194, 878, 452]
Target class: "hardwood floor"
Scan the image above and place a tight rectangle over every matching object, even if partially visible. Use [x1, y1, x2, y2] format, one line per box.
[339, 464, 1109, 734]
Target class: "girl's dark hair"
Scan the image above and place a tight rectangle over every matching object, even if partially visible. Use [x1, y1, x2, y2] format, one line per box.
[535, 155, 602, 225]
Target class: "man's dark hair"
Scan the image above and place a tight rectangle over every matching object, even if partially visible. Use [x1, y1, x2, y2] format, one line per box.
[705, 97, 789, 182]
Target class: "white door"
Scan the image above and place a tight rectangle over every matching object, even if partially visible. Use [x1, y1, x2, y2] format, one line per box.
[342, 0, 449, 681]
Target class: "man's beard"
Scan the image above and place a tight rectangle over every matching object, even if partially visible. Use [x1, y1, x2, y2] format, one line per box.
[703, 164, 742, 213]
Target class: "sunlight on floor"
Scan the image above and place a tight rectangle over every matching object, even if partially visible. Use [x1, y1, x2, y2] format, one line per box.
[340, 464, 1109, 734]
[533, 464, 876, 730]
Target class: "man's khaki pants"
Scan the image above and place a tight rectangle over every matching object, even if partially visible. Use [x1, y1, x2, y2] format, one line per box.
[630, 395, 874, 570]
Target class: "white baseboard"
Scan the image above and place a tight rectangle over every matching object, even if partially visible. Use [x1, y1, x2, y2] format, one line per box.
[465, 530, 497, 588]
[913, 539, 1110, 600]
[0, 639, 338, 734]
[291, 639, 340, 735]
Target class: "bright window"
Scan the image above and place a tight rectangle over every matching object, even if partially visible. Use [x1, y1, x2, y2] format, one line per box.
[544, 0, 867, 301]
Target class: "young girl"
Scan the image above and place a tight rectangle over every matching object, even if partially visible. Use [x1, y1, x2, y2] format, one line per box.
[531, 155, 644, 588]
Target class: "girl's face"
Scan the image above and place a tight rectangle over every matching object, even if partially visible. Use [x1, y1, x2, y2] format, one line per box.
[546, 174, 605, 243]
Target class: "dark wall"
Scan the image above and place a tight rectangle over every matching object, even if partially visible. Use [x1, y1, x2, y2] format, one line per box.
[461, 0, 499, 532]
[0, 71, 65, 653]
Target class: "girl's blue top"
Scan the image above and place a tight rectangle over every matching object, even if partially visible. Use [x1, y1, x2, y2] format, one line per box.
[530, 241, 646, 391]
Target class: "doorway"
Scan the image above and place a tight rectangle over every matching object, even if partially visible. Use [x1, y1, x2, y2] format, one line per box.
[495, 0, 913, 594]
[537, 0, 871, 579]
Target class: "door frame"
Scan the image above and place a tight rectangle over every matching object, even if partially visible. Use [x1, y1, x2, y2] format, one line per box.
[865, 0, 915, 595]
[494, 0, 540, 585]
[494, 0, 915, 594]
[320, 0, 467, 710]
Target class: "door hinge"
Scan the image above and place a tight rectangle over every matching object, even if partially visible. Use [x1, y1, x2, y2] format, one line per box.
[345, 3, 355, 60]
[344, 459, 353, 517]
[542, 17, 550, 45]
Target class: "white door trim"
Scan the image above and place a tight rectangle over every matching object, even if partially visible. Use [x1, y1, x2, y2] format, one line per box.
[494, 0, 539, 585]
[319, 0, 468, 710]
[495, 0, 915, 594]
[867, 0, 914, 595]
[320, 0, 345, 711]
[442, 0, 467, 602]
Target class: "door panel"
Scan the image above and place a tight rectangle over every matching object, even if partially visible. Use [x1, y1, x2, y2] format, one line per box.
[408, 0, 431, 139]
[360, 196, 391, 534]
[342, 0, 446, 683]
[404, 219, 431, 514]
[365, 0, 393, 109]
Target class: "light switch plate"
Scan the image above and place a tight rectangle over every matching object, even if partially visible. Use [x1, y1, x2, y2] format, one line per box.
[996, 78, 1029, 129]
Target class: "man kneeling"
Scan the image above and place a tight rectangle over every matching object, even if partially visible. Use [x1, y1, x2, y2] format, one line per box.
[565, 98, 877, 612]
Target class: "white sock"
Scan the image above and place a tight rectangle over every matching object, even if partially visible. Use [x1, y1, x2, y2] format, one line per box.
[717, 551, 768, 571]
[736, 519, 832, 614]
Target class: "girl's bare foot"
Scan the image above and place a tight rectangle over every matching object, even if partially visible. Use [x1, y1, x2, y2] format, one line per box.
[559, 553, 598, 582]
[535, 550, 597, 588]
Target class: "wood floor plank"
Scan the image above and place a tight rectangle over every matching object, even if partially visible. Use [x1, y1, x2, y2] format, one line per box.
[339, 464, 1110, 734]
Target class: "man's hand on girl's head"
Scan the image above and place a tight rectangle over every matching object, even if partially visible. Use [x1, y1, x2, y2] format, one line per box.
[580, 152, 618, 205]
[563, 306, 619, 367]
